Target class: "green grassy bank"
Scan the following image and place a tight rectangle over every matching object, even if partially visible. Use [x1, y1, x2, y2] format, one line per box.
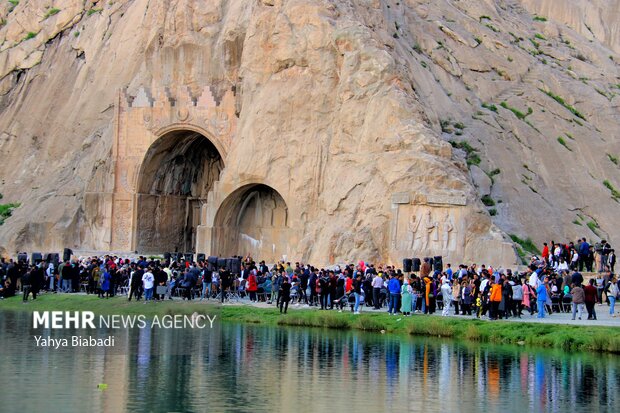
[2, 294, 620, 354]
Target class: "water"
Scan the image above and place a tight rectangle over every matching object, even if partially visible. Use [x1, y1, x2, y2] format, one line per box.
[0, 312, 618, 413]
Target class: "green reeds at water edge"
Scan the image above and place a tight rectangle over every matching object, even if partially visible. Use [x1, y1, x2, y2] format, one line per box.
[2, 294, 619, 354]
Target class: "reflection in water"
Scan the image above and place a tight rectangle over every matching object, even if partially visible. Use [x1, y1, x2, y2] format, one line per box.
[0, 312, 617, 413]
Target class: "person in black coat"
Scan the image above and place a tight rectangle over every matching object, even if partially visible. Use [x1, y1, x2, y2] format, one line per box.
[128, 266, 144, 301]
[279, 277, 291, 314]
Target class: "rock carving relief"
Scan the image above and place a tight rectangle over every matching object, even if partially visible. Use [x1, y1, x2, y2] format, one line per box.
[398, 205, 464, 255]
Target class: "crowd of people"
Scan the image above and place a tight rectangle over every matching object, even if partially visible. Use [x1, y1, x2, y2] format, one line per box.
[1, 237, 619, 321]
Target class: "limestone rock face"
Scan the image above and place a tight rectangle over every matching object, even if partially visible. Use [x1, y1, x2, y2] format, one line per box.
[0, 0, 618, 267]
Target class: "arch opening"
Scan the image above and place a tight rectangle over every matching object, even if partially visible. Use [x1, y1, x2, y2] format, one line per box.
[136, 130, 223, 253]
[212, 184, 290, 262]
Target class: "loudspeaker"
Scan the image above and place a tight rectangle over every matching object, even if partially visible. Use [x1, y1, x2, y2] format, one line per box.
[164, 252, 171, 261]
[197, 253, 206, 263]
[230, 257, 241, 274]
[412, 258, 421, 272]
[46, 253, 60, 265]
[207, 256, 217, 271]
[217, 258, 227, 270]
[31, 252, 43, 264]
[184, 253, 193, 263]
[63, 248, 73, 262]
[433, 256, 443, 272]
[17, 252, 28, 263]
[403, 258, 412, 273]
[174, 253, 183, 262]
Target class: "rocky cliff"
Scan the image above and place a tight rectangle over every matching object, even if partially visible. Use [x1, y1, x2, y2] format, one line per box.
[0, 0, 618, 264]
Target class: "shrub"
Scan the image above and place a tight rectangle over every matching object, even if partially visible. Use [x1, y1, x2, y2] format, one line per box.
[481, 195, 495, 206]
[449, 140, 481, 166]
[533, 16, 547, 22]
[557, 137, 572, 151]
[607, 153, 618, 165]
[489, 208, 497, 216]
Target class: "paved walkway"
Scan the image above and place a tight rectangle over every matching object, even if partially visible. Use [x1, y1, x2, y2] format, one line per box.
[223, 299, 620, 327]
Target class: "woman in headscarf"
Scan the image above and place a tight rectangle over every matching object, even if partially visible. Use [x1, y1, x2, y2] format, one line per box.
[400, 278, 412, 316]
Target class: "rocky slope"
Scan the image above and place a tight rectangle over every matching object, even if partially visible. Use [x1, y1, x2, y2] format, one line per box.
[0, 0, 618, 262]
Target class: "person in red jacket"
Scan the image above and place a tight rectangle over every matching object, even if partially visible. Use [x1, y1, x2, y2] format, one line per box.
[542, 242, 550, 263]
[247, 271, 258, 302]
[584, 278, 598, 320]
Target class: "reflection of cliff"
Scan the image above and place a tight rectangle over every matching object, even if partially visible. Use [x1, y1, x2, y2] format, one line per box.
[0, 314, 619, 411]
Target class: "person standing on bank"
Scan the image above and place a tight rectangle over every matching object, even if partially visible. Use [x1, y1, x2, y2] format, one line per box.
[387, 273, 401, 315]
[372, 272, 383, 310]
[570, 283, 585, 320]
[440, 278, 452, 316]
[536, 278, 548, 318]
[279, 276, 291, 314]
[584, 279, 598, 320]
[142, 267, 154, 303]
[128, 265, 144, 301]
[100, 268, 111, 298]
[607, 276, 619, 317]
[400, 278, 412, 316]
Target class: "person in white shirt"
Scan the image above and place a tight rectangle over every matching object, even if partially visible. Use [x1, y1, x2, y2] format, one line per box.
[142, 269, 155, 302]
[440, 279, 452, 316]
[529, 270, 540, 290]
[372, 274, 383, 309]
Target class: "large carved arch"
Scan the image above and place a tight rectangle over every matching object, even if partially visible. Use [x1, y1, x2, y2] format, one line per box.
[134, 130, 223, 253]
[198, 183, 292, 262]
[108, 85, 236, 253]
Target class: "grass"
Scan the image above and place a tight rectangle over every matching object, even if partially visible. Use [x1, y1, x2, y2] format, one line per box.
[540, 88, 586, 120]
[485, 24, 499, 33]
[0, 201, 20, 225]
[449, 140, 481, 166]
[481, 102, 497, 112]
[500, 101, 533, 120]
[533, 16, 547, 22]
[440, 119, 452, 133]
[87, 8, 102, 16]
[44, 8, 60, 19]
[534, 33, 546, 40]
[557, 137, 572, 151]
[607, 153, 618, 165]
[509, 234, 541, 255]
[603, 180, 620, 200]
[23, 31, 38, 41]
[3, 294, 620, 353]
[587, 220, 600, 236]
[572, 219, 582, 226]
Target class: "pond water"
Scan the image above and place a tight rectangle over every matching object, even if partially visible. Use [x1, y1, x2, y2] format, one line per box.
[0, 312, 617, 413]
